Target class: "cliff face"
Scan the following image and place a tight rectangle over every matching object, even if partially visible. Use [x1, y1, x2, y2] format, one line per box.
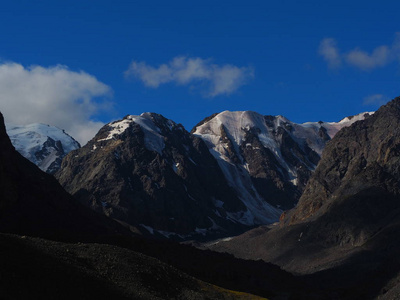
[289, 97, 400, 229]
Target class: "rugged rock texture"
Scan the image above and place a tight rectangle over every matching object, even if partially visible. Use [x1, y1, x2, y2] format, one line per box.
[207, 98, 400, 299]
[56, 111, 371, 239]
[56, 113, 248, 239]
[0, 110, 322, 300]
[193, 110, 371, 224]
[288, 99, 400, 227]
[6, 123, 80, 174]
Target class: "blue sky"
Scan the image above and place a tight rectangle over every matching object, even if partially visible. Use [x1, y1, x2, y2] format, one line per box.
[0, 0, 399, 144]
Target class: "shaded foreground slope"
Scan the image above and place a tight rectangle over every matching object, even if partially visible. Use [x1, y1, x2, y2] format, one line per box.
[208, 98, 400, 299]
[0, 112, 129, 241]
[0, 233, 270, 300]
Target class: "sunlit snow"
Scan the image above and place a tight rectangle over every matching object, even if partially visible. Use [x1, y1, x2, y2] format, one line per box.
[97, 113, 165, 154]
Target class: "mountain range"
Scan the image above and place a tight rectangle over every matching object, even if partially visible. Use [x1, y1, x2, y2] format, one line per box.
[3, 99, 400, 298]
[52, 110, 371, 239]
[0, 110, 318, 299]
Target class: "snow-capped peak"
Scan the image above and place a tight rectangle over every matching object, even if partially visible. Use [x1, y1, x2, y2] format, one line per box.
[6, 123, 80, 173]
[193, 110, 373, 225]
[97, 113, 178, 155]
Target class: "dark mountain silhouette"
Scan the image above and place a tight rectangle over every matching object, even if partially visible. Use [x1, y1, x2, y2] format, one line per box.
[0, 112, 129, 241]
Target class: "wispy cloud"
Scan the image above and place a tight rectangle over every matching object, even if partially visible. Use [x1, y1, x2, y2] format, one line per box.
[319, 33, 400, 71]
[125, 56, 254, 97]
[318, 38, 342, 69]
[346, 46, 390, 70]
[0, 62, 112, 145]
[363, 94, 389, 106]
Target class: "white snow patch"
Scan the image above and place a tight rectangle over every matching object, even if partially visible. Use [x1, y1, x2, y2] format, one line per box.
[97, 119, 131, 142]
[172, 162, 180, 173]
[97, 113, 165, 155]
[39, 149, 58, 171]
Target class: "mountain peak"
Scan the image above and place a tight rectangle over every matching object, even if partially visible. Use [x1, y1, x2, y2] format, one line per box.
[6, 122, 80, 174]
[97, 113, 180, 155]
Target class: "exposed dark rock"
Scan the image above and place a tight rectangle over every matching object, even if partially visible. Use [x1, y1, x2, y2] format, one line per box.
[56, 113, 248, 239]
[0, 110, 322, 300]
[206, 98, 400, 299]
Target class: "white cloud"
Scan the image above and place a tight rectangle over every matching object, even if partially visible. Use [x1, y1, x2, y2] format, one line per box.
[346, 46, 390, 70]
[363, 94, 389, 106]
[0, 62, 112, 145]
[319, 33, 400, 71]
[125, 56, 254, 97]
[318, 38, 342, 69]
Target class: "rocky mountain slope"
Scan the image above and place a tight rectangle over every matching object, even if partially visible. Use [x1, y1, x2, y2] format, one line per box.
[207, 98, 400, 299]
[192, 110, 372, 221]
[56, 111, 371, 240]
[0, 111, 316, 299]
[1, 233, 274, 300]
[6, 123, 80, 174]
[56, 113, 249, 240]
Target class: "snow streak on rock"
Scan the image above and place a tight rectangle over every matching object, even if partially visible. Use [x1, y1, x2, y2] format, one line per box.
[193, 110, 373, 224]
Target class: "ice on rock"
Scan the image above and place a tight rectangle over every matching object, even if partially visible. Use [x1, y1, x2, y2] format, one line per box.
[6, 123, 80, 172]
[97, 113, 165, 155]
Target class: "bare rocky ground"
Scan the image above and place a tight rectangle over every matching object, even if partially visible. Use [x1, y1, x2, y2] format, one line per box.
[0, 233, 268, 300]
